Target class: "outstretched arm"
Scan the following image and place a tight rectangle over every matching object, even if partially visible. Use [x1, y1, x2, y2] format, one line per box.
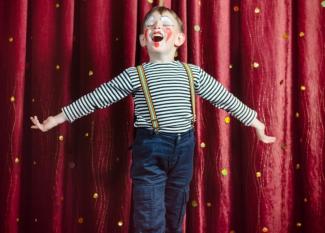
[194, 66, 276, 144]
[30, 68, 134, 132]
[30, 112, 67, 132]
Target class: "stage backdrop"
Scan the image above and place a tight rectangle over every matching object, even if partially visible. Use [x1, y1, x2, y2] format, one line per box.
[1, 0, 324, 232]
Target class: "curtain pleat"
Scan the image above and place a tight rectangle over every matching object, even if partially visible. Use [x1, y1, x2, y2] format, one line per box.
[0, 0, 324, 232]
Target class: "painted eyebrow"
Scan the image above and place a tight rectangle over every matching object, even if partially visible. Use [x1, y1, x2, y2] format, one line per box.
[144, 15, 174, 25]
[160, 16, 174, 24]
[144, 15, 155, 25]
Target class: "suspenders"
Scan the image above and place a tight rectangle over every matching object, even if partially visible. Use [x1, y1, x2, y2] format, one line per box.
[136, 63, 196, 133]
[183, 63, 197, 123]
[136, 65, 160, 131]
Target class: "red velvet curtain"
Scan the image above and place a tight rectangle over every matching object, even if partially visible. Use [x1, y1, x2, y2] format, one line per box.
[1, 0, 325, 232]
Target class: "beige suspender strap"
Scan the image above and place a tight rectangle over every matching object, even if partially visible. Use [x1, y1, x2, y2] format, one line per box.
[136, 65, 160, 132]
[182, 63, 197, 124]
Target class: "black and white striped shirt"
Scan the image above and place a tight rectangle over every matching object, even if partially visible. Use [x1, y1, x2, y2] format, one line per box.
[62, 60, 257, 133]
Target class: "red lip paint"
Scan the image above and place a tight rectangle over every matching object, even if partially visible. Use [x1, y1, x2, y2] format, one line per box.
[154, 42, 160, 47]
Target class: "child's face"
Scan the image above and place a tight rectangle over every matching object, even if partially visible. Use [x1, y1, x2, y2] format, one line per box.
[139, 11, 185, 57]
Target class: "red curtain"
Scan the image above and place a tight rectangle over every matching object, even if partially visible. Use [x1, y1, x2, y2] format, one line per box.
[1, 0, 325, 232]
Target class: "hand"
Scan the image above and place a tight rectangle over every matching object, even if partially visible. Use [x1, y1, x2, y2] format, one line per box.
[30, 116, 58, 132]
[250, 118, 276, 144]
[30, 112, 67, 132]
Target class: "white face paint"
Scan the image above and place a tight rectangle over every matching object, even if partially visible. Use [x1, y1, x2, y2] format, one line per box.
[160, 16, 174, 27]
[144, 15, 175, 29]
[142, 12, 181, 54]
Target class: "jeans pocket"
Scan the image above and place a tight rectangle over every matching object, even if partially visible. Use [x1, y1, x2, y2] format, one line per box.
[133, 185, 153, 229]
[133, 184, 165, 232]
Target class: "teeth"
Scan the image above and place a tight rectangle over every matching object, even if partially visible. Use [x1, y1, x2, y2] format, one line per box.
[151, 32, 164, 42]
[152, 31, 163, 37]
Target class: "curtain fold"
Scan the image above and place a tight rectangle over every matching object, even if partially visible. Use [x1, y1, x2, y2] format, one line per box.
[0, 0, 324, 232]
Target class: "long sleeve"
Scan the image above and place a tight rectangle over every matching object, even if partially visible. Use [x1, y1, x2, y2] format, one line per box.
[62, 68, 134, 122]
[195, 67, 257, 126]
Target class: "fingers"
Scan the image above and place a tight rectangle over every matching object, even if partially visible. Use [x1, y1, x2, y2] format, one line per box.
[261, 136, 276, 144]
[255, 127, 276, 144]
[268, 136, 276, 143]
[30, 116, 45, 131]
[30, 116, 39, 127]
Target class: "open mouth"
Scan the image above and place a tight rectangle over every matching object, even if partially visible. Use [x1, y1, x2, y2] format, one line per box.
[152, 35, 163, 42]
[151, 32, 164, 42]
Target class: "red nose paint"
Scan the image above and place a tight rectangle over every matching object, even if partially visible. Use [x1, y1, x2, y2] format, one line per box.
[154, 42, 160, 47]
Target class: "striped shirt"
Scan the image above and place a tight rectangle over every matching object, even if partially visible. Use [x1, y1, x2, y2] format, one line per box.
[62, 60, 257, 133]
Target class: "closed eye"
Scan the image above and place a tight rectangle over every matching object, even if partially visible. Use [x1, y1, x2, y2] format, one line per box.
[161, 16, 174, 27]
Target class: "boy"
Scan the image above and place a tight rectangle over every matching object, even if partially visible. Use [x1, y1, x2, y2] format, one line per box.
[30, 6, 276, 233]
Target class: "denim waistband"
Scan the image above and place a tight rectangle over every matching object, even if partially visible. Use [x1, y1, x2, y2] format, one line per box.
[135, 127, 194, 138]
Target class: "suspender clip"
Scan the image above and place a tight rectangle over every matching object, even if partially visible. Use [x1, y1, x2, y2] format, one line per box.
[151, 119, 159, 134]
[153, 128, 159, 134]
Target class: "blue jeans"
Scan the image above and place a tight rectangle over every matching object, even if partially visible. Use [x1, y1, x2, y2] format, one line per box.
[131, 128, 195, 233]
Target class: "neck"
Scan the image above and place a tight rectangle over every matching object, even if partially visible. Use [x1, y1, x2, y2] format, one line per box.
[148, 52, 175, 63]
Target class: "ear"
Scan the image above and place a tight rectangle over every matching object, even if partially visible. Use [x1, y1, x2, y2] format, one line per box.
[175, 32, 185, 47]
[139, 34, 146, 47]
